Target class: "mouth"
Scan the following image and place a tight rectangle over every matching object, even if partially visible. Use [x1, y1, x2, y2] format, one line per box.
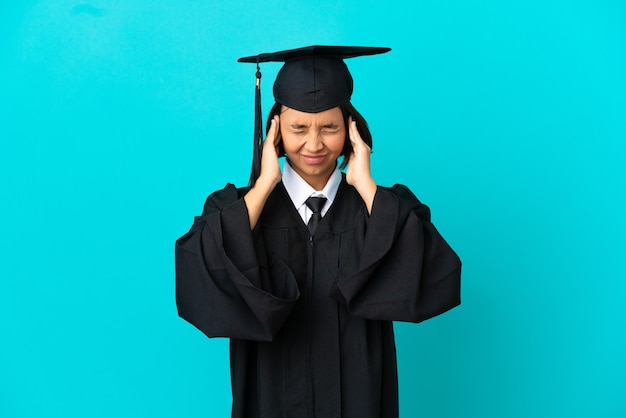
[301, 154, 328, 165]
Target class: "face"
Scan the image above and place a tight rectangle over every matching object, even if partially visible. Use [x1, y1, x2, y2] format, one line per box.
[279, 106, 346, 190]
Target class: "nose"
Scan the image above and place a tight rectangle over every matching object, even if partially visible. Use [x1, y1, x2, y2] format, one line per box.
[304, 132, 324, 152]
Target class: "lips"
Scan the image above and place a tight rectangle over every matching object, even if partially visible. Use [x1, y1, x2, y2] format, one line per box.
[301, 154, 327, 165]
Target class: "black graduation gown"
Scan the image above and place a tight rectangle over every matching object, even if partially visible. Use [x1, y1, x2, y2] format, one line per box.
[175, 178, 461, 418]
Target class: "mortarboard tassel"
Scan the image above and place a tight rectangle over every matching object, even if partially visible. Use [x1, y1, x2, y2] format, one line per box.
[249, 61, 263, 186]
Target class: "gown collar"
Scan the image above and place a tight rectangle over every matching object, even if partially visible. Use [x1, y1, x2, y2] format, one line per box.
[282, 160, 341, 217]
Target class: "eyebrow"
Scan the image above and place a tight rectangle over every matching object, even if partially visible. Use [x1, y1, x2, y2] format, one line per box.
[289, 122, 341, 129]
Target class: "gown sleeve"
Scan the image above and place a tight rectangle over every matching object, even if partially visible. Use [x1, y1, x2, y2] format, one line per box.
[330, 184, 461, 323]
[175, 184, 300, 341]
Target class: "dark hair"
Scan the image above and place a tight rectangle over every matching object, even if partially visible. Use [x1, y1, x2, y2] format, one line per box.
[266, 101, 372, 170]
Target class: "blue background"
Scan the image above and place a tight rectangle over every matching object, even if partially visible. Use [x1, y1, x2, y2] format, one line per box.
[1, 1, 625, 417]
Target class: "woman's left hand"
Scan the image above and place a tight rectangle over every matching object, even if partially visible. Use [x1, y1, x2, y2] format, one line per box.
[346, 117, 377, 213]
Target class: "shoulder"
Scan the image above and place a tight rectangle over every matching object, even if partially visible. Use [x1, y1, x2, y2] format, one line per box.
[377, 183, 431, 222]
[339, 174, 419, 205]
[201, 183, 251, 216]
[378, 184, 419, 204]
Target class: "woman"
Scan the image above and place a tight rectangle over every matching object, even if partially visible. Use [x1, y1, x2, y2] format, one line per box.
[176, 46, 461, 418]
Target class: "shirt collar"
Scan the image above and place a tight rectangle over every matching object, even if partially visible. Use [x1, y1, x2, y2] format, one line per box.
[282, 161, 342, 210]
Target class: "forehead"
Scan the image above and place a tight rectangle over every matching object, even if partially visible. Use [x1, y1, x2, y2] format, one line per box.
[281, 106, 343, 124]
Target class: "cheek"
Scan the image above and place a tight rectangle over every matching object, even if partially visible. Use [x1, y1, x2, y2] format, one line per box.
[327, 133, 346, 154]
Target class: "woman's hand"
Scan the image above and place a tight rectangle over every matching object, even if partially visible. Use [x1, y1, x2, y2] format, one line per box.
[258, 115, 282, 187]
[346, 117, 377, 214]
[245, 115, 282, 229]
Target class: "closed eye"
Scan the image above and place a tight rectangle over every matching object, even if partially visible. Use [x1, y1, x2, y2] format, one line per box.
[321, 124, 340, 134]
[289, 124, 308, 134]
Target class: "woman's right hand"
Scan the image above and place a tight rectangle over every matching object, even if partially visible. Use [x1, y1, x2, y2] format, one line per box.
[245, 115, 281, 229]
[258, 115, 282, 187]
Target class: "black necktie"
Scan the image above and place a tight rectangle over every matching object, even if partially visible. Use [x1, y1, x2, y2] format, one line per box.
[305, 196, 327, 234]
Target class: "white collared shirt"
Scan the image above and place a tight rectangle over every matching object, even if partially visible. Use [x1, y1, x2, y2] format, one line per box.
[282, 161, 342, 225]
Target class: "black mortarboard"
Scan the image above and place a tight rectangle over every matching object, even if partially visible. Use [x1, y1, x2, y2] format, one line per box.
[238, 45, 391, 185]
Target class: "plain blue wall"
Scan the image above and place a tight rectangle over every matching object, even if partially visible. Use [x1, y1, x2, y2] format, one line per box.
[1, 1, 625, 417]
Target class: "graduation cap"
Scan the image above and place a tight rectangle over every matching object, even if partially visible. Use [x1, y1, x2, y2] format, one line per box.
[238, 45, 391, 186]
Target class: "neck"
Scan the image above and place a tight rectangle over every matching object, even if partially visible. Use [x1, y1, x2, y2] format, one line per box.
[287, 159, 336, 191]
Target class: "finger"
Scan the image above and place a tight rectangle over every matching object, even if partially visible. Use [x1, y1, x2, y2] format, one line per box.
[265, 118, 275, 142]
[273, 115, 281, 146]
[347, 117, 356, 144]
[349, 120, 364, 150]
[264, 118, 279, 150]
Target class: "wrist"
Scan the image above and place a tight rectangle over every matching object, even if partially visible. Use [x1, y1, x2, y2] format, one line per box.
[257, 171, 281, 189]
[354, 176, 376, 194]
[252, 174, 280, 195]
[354, 178, 377, 213]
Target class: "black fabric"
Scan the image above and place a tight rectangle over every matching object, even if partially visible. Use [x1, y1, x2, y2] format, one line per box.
[237, 46, 392, 64]
[238, 46, 390, 114]
[272, 56, 353, 113]
[175, 177, 461, 418]
[305, 196, 327, 234]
